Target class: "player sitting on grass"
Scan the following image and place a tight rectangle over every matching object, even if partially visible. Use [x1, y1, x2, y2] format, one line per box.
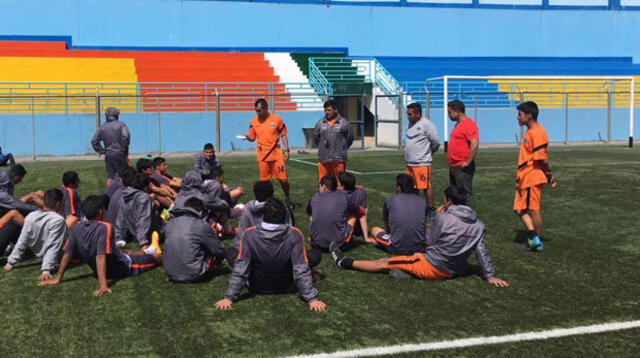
[227, 180, 292, 266]
[305, 175, 356, 269]
[60, 171, 83, 230]
[105, 168, 136, 225]
[513, 101, 557, 252]
[151, 157, 182, 189]
[114, 174, 163, 250]
[137, 158, 175, 209]
[215, 198, 325, 312]
[0, 165, 42, 215]
[163, 197, 226, 283]
[40, 195, 162, 296]
[338, 172, 372, 243]
[193, 143, 222, 177]
[201, 168, 238, 235]
[3, 189, 66, 281]
[371, 174, 427, 256]
[330, 186, 509, 288]
[173, 170, 204, 210]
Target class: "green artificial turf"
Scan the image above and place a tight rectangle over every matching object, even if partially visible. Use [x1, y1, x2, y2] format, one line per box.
[0, 145, 639, 357]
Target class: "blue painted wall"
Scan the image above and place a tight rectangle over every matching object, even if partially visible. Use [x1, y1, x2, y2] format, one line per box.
[0, 111, 323, 157]
[1, 0, 640, 60]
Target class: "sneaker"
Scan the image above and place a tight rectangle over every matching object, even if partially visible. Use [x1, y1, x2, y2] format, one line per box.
[329, 241, 345, 269]
[527, 236, 544, 252]
[150, 231, 162, 255]
[116, 240, 127, 249]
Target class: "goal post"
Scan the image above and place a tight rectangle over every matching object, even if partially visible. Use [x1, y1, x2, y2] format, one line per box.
[426, 75, 636, 148]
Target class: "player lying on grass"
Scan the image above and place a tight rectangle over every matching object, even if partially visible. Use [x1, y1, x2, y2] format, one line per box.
[3, 189, 66, 281]
[306, 175, 357, 269]
[215, 198, 325, 312]
[163, 197, 226, 283]
[114, 174, 163, 250]
[372, 174, 427, 256]
[227, 180, 292, 266]
[338, 172, 372, 243]
[60, 171, 83, 230]
[40, 195, 162, 296]
[152, 157, 182, 189]
[513, 101, 557, 252]
[330, 186, 509, 287]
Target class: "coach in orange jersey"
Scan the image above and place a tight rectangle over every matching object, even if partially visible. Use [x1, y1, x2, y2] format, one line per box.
[313, 100, 354, 182]
[244, 98, 291, 202]
[513, 101, 556, 252]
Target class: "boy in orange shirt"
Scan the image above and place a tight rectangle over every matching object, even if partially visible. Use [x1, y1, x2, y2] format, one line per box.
[514, 101, 557, 252]
[243, 98, 290, 202]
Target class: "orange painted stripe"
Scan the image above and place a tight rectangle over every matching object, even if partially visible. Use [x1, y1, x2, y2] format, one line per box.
[291, 227, 309, 263]
[131, 263, 155, 269]
[97, 221, 113, 254]
[64, 186, 76, 215]
[375, 237, 392, 247]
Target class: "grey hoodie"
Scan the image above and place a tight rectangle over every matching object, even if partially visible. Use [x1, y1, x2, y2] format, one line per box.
[201, 179, 229, 212]
[114, 187, 153, 246]
[91, 117, 130, 155]
[192, 152, 222, 176]
[173, 171, 205, 210]
[404, 116, 440, 166]
[0, 170, 37, 214]
[313, 115, 354, 163]
[224, 222, 318, 303]
[163, 207, 226, 282]
[423, 205, 495, 280]
[232, 199, 293, 249]
[6, 210, 66, 273]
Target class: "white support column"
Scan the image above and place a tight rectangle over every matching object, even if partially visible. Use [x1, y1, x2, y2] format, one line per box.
[443, 76, 449, 152]
[630, 77, 635, 148]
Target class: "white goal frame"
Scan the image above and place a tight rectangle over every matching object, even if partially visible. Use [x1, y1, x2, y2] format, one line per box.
[426, 75, 636, 148]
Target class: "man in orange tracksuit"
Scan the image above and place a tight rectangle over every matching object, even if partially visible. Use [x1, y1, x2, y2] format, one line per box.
[513, 101, 557, 252]
[244, 98, 291, 202]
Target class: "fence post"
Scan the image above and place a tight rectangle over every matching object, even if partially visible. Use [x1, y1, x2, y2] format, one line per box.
[205, 83, 209, 112]
[268, 83, 274, 112]
[31, 97, 36, 160]
[157, 112, 162, 155]
[564, 93, 569, 145]
[215, 91, 221, 152]
[473, 94, 478, 124]
[607, 90, 612, 143]
[425, 92, 431, 120]
[518, 92, 524, 143]
[95, 89, 101, 130]
[398, 88, 404, 149]
[64, 83, 68, 114]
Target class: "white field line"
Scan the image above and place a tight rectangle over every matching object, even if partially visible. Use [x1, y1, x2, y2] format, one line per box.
[283, 320, 640, 358]
[290, 159, 640, 176]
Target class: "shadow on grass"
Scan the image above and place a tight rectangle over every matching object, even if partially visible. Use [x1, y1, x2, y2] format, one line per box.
[513, 229, 529, 244]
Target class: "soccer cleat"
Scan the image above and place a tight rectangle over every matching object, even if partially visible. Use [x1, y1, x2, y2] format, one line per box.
[150, 231, 162, 255]
[527, 236, 544, 252]
[329, 241, 345, 269]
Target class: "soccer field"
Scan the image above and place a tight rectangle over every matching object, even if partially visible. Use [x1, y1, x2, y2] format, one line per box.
[1, 145, 639, 357]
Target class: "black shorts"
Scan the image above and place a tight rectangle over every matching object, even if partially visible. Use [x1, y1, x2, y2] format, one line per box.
[105, 152, 129, 179]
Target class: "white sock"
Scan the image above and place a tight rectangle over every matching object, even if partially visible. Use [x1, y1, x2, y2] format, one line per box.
[116, 240, 126, 249]
[144, 246, 156, 255]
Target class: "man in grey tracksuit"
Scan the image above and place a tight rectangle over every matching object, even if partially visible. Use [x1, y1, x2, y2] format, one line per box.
[331, 186, 509, 288]
[163, 198, 226, 283]
[0, 166, 38, 215]
[192, 143, 222, 177]
[313, 100, 354, 182]
[91, 107, 131, 186]
[114, 174, 159, 249]
[215, 198, 326, 312]
[173, 171, 205, 211]
[3, 188, 66, 280]
[404, 102, 440, 211]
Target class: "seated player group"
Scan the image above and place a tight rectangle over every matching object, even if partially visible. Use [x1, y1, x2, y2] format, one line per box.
[1, 99, 558, 311]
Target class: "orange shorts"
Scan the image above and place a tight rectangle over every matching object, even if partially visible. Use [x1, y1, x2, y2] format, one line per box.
[388, 253, 452, 280]
[405, 166, 432, 190]
[318, 161, 345, 182]
[513, 184, 543, 211]
[258, 159, 287, 181]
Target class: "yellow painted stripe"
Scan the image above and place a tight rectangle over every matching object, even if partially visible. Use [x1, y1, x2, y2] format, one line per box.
[0, 56, 138, 82]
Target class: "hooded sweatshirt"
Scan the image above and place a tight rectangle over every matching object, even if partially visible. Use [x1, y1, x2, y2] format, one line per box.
[224, 222, 318, 302]
[200, 179, 229, 212]
[192, 152, 222, 176]
[114, 187, 154, 246]
[163, 207, 226, 282]
[423, 205, 495, 280]
[91, 117, 130, 155]
[0, 170, 37, 214]
[313, 114, 354, 163]
[6, 210, 66, 273]
[232, 199, 293, 249]
[173, 171, 205, 210]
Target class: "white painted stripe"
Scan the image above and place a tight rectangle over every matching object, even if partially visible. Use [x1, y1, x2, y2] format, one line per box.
[283, 320, 640, 358]
[292, 159, 640, 176]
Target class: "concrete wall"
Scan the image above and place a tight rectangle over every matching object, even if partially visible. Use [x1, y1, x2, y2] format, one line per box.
[0, 111, 323, 157]
[1, 0, 640, 60]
